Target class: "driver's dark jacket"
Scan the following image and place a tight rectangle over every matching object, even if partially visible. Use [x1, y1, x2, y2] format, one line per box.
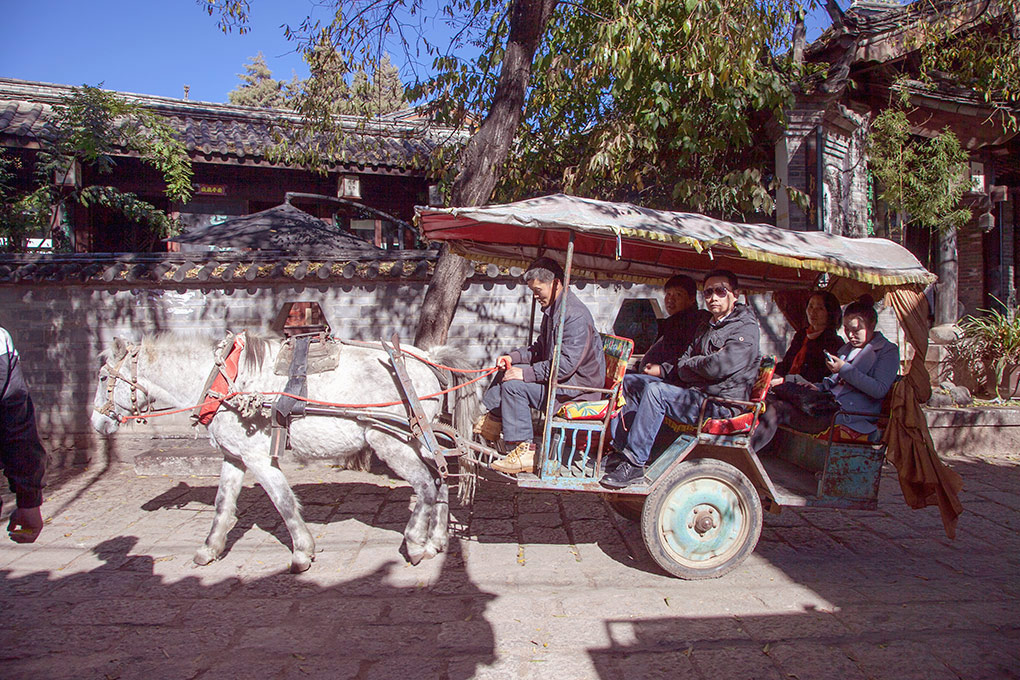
[659, 302, 761, 404]
[508, 290, 606, 401]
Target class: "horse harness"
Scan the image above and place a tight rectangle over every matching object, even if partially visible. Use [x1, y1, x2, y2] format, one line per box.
[95, 344, 150, 421]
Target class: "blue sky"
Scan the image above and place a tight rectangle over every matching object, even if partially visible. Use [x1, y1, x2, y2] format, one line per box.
[1, 0, 838, 104]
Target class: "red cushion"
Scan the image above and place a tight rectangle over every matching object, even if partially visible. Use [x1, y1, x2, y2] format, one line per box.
[701, 412, 755, 435]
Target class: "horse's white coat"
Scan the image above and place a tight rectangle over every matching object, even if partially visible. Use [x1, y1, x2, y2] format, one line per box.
[92, 333, 467, 572]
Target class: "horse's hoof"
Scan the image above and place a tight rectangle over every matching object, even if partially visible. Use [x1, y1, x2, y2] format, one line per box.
[290, 554, 313, 573]
[194, 547, 217, 566]
[422, 544, 440, 560]
[406, 546, 426, 565]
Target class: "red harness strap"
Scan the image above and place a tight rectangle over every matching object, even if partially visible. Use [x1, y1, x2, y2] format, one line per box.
[197, 334, 247, 425]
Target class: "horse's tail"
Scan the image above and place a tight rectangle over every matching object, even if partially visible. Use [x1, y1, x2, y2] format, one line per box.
[424, 345, 479, 440]
[424, 345, 482, 505]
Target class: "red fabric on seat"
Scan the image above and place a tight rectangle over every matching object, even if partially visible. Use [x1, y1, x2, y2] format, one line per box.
[701, 412, 755, 435]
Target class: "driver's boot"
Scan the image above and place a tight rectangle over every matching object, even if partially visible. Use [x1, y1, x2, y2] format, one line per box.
[473, 413, 502, 443]
[491, 441, 536, 475]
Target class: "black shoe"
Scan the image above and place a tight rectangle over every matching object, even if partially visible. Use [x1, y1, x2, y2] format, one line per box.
[585, 452, 624, 475]
[600, 460, 647, 489]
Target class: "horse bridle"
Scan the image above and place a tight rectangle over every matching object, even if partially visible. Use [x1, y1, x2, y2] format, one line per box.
[94, 344, 151, 422]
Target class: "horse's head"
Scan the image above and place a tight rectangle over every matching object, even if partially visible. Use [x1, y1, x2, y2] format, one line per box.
[91, 337, 155, 435]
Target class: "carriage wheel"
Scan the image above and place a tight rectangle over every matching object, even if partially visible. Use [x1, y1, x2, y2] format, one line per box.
[641, 458, 762, 580]
[603, 493, 645, 522]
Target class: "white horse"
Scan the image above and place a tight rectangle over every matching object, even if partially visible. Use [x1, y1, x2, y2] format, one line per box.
[91, 332, 475, 573]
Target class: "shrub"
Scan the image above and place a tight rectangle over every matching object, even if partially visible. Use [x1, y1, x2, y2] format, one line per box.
[954, 298, 1020, 400]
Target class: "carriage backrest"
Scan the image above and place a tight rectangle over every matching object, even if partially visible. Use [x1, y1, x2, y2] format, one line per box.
[600, 333, 635, 391]
[749, 356, 777, 405]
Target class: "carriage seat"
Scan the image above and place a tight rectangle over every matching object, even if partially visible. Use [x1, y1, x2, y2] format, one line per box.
[556, 333, 635, 421]
[805, 377, 899, 444]
[663, 356, 777, 436]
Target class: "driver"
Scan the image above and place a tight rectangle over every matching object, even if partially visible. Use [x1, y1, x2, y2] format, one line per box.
[474, 257, 606, 475]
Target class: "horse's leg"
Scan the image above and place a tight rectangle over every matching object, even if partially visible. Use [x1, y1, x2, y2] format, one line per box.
[243, 453, 316, 573]
[424, 480, 450, 559]
[195, 455, 245, 566]
[368, 430, 437, 565]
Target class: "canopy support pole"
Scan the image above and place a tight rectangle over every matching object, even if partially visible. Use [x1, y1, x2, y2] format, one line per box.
[540, 235, 575, 478]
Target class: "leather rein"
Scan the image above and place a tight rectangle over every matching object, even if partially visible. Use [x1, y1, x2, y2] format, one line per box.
[94, 344, 153, 422]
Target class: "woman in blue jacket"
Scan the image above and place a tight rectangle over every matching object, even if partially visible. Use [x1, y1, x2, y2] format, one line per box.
[751, 295, 900, 452]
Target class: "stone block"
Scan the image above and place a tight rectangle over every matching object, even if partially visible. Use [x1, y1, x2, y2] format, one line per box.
[133, 442, 223, 476]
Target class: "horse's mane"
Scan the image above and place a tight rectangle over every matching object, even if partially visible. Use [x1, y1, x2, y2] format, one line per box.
[243, 333, 270, 371]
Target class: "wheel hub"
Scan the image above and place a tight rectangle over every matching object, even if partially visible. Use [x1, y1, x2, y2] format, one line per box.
[689, 505, 717, 536]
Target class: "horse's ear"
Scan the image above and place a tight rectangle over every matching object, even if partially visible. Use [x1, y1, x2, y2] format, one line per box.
[112, 337, 128, 359]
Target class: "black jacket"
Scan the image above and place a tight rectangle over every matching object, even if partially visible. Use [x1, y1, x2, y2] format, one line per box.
[660, 303, 761, 402]
[777, 327, 844, 384]
[1, 328, 46, 510]
[509, 290, 606, 400]
[641, 306, 711, 369]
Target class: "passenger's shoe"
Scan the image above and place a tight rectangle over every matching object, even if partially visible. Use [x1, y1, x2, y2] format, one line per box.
[491, 441, 536, 475]
[472, 413, 502, 443]
[585, 451, 625, 476]
[600, 460, 647, 489]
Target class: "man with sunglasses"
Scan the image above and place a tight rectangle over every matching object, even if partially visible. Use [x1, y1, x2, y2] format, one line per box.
[601, 269, 761, 488]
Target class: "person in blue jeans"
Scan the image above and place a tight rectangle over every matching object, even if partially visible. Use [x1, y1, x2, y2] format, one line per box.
[601, 270, 761, 488]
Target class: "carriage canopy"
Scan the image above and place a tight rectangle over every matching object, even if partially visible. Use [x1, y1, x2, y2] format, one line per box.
[415, 193, 935, 299]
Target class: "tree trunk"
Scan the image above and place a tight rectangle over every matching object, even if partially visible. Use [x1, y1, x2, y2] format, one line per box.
[935, 227, 959, 325]
[413, 0, 558, 348]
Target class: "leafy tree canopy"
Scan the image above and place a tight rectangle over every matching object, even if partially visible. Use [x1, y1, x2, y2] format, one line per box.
[205, 0, 806, 218]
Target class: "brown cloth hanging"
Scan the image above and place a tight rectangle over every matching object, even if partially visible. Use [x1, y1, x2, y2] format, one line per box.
[883, 289, 964, 538]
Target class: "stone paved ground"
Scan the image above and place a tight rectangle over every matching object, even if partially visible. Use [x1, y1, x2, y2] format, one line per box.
[2, 447, 1018, 680]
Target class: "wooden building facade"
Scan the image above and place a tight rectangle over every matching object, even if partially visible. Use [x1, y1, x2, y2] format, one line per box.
[0, 77, 455, 253]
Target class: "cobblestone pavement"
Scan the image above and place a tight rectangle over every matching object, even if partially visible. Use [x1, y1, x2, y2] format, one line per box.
[2, 447, 1018, 680]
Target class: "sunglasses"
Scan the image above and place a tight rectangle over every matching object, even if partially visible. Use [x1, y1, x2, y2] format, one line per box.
[703, 285, 733, 299]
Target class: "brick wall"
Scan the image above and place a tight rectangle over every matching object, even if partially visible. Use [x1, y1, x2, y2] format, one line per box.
[0, 274, 800, 464]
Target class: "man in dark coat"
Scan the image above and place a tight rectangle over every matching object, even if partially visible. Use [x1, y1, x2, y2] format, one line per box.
[1, 327, 47, 543]
[476, 257, 606, 475]
[602, 269, 761, 488]
[639, 274, 710, 371]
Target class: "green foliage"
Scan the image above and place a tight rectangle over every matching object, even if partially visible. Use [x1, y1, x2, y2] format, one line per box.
[204, 0, 804, 218]
[228, 52, 292, 108]
[0, 85, 193, 251]
[0, 152, 49, 252]
[955, 298, 1020, 399]
[502, 0, 802, 215]
[868, 102, 971, 234]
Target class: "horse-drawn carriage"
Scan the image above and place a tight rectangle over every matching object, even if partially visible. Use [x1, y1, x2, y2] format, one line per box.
[93, 193, 944, 579]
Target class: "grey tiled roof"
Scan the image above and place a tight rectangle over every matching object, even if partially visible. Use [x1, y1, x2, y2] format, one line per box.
[0, 78, 463, 172]
[0, 251, 526, 287]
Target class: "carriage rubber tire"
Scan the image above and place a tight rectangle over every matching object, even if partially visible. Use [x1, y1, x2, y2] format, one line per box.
[640, 458, 762, 580]
[603, 493, 645, 522]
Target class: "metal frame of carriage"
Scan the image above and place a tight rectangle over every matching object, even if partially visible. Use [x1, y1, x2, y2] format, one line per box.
[402, 194, 939, 580]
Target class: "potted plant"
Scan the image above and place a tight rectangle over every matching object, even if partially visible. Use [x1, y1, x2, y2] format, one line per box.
[954, 298, 1020, 401]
